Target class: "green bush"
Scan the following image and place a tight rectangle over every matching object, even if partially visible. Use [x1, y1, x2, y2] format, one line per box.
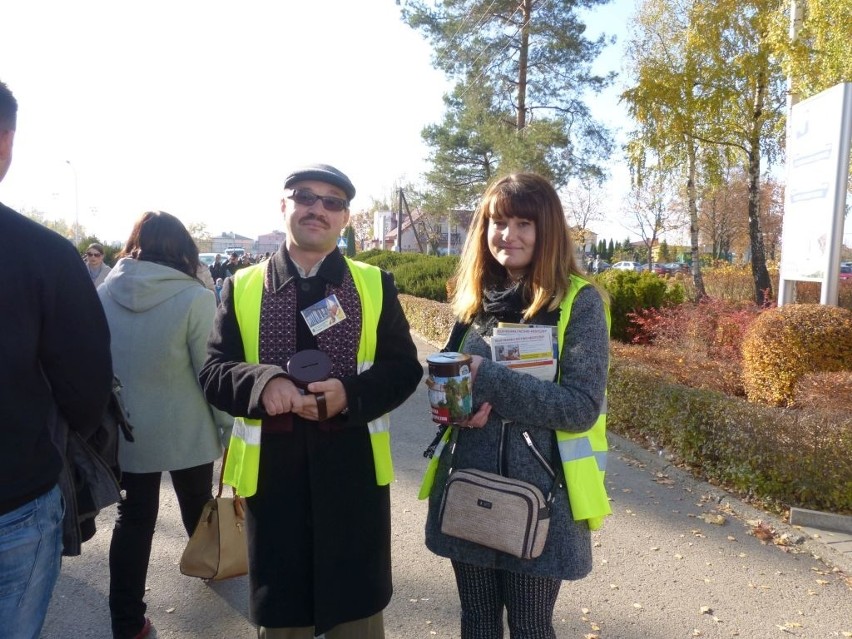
[597, 270, 685, 342]
[355, 251, 458, 302]
[354, 249, 425, 271]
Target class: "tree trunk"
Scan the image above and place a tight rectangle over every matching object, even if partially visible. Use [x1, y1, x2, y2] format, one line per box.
[516, 0, 532, 131]
[747, 77, 773, 305]
[687, 140, 706, 298]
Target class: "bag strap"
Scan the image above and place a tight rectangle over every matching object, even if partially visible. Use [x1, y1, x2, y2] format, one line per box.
[447, 423, 562, 505]
[217, 449, 245, 518]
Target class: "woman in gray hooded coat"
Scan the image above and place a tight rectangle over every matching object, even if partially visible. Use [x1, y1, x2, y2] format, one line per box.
[98, 211, 232, 639]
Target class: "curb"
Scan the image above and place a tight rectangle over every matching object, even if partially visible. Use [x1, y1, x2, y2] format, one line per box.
[789, 507, 852, 534]
[608, 432, 852, 577]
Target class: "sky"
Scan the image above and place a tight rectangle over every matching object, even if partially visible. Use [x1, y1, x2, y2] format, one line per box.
[0, 0, 637, 246]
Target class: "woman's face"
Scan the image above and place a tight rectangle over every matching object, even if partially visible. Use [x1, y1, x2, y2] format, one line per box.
[487, 215, 536, 280]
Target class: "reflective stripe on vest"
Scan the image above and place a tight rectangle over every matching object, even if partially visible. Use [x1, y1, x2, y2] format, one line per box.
[223, 258, 392, 497]
[418, 275, 612, 530]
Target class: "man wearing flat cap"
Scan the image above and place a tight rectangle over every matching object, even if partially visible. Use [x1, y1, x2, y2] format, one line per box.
[200, 163, 422, 639]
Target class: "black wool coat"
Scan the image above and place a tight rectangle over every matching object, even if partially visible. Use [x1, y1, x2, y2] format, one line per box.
[199, 247, 422, 633]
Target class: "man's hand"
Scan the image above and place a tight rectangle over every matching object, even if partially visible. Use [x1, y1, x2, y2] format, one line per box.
[260, 377, 305, 416]
[301, 378, 347, 421]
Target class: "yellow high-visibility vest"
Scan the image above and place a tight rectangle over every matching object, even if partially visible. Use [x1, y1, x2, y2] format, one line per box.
[419, 275, 612, 530]
[223, 258, 392, 497]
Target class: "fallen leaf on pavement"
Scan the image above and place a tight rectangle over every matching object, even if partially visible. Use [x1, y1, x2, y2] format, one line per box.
[751, 521, 775, 542]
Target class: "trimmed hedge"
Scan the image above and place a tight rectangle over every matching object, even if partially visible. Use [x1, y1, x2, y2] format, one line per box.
[608, 358, 852, 514]
[356, 251, 458, 302]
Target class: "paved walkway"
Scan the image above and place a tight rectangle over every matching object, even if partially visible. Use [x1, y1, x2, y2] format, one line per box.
[43, 334, 851, 638]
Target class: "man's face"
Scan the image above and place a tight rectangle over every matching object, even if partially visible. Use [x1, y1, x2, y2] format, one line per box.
[282, 180, 350, 255]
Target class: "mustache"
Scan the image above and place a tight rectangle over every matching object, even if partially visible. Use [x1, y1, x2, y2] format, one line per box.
[300, 214, 329, 228]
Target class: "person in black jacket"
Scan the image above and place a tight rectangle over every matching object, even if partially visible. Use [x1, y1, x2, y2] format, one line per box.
[209, 253, 228, 281]
[0, 80, 113, 639]
[199, 163, 422, 639]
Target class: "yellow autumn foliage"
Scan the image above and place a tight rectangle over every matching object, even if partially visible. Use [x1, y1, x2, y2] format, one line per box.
[742, 304, 852, 406]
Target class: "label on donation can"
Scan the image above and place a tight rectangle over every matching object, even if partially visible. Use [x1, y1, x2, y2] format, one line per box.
[426, 352, 473, 425]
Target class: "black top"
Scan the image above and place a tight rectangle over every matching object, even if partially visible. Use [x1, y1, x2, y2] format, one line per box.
[0, 203, 113, 514]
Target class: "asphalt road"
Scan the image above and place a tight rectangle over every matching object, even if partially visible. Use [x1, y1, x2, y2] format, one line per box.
[44, 334, 851, 638]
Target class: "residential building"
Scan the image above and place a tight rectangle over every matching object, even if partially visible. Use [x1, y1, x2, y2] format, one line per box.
[212, 232, 254, 255]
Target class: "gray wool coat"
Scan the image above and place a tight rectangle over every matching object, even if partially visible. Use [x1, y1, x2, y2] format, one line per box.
[98, 258, 232, 473]
[424, 285, 609, 580]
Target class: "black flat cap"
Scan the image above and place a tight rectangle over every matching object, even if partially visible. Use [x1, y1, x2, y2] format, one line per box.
[283, 163, 356, 201]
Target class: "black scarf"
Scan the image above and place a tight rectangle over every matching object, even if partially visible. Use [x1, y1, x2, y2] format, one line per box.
[475, 280, 529, 335]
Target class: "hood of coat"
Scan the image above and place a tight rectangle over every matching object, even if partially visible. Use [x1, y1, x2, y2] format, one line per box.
[100, 257, 203, 313]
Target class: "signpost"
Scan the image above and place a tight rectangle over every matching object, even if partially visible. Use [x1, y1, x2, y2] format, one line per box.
[778, 83, 852, 306]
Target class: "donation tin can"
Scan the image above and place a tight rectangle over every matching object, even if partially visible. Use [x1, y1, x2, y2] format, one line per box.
[426, 352, 473, 425]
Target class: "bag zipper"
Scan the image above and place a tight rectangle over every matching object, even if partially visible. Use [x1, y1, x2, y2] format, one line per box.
[521, 430, 562, 503]
[522, 431, 556, 479]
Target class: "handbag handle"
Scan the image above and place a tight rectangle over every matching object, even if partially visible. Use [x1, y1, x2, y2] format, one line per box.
[217, 448, 245, 518]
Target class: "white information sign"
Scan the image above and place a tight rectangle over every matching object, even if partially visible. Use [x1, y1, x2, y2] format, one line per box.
[779, 83, 852, 285]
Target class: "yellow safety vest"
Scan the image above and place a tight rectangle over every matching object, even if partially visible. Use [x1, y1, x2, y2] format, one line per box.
[223, 258, 392, 497]
[419, 275, 612, 530]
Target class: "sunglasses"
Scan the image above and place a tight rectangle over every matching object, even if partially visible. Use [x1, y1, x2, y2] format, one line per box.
[86, 252, 103, 257]
[287, 189, 348, 213]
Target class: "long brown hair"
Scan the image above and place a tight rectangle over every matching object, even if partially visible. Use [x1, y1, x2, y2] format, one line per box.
[452, 173, 590, 323]
[119, 211, 200, 278]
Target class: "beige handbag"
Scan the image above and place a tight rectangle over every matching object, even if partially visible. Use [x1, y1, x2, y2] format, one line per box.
[439, 427, 559, 560]
[180, 453, 248, 580]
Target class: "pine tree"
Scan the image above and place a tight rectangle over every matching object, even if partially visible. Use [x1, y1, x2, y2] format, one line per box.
[401, 0, 616, 207]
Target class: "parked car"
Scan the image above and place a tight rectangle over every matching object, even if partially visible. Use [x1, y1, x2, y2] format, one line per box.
[198, 252, 218, 268]
[611, 260, 641, 271]
[637, 262, 668, 275]
[662, 262, 691, 275]
[840, 265, 852, 281]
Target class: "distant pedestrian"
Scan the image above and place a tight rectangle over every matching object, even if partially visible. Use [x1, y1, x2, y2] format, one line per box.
[214, 277, 223, 305]
[85, 242, 112, 287]
[210, 253, 228, 281]
[0, 78, 113, 639]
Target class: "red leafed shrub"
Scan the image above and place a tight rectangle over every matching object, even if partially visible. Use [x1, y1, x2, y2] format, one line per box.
[629, 297, 763, 359]
[624, 298, 764, 397]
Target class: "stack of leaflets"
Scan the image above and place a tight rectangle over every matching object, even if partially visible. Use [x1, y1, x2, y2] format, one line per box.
[490, 323, 558, 381]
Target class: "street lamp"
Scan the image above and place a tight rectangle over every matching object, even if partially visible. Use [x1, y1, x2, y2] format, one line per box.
[66, 160, 79, 248]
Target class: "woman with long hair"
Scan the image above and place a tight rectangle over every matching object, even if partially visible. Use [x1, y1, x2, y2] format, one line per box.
[421, 173, 611, 638]
[98, 211, 231, 639]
